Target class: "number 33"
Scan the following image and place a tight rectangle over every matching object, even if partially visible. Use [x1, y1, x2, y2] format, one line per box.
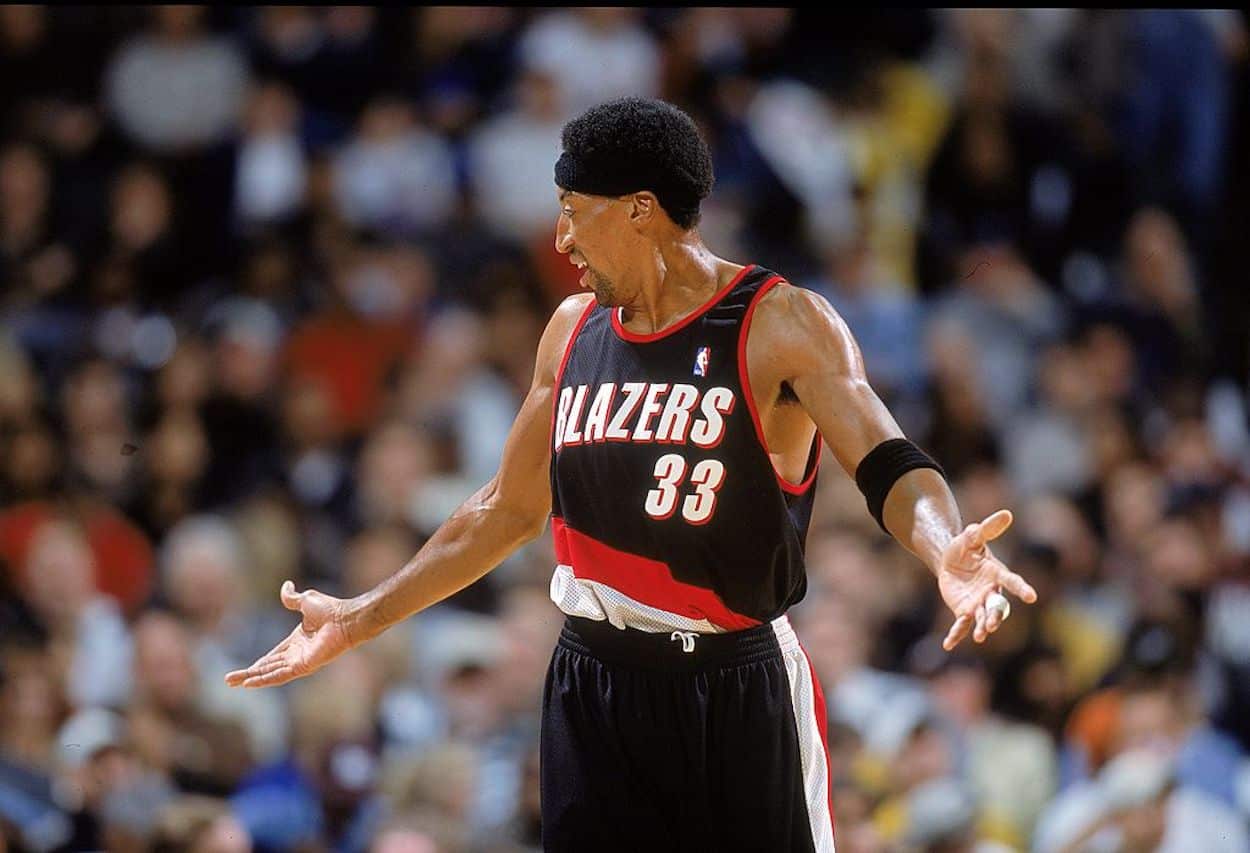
[644, 454, 726, 525]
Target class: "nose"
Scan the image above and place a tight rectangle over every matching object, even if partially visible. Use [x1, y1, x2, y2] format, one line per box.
[555, 217, 572, 255]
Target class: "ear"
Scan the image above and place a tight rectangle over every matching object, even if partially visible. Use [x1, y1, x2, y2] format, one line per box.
[627, 192, 658, 229]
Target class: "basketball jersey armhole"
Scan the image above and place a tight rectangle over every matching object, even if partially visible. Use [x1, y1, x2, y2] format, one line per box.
[549, 299, 598, 449]
[738, 277, 823, 496]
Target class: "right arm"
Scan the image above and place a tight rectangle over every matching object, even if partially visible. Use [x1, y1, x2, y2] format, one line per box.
[226, 294, 593, 688]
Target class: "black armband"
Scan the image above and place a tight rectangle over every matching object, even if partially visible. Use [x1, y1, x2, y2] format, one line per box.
[854, 438, 946, 534]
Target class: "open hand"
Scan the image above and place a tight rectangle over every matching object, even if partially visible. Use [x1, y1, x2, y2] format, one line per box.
[937, 509, 1037, 650]
[225, 581, 354, 688]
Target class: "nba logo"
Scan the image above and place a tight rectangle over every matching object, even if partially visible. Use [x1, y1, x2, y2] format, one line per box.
[693, 346, 710, 377]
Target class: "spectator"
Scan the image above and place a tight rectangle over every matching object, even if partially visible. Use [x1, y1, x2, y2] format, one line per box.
[804, 235, 926, 403]
[1119, 12, 1234, 229]
[96, 162, 187, 311]
[105, 6, 248, 154]
[284, 241, 424, 439]
[925, 243, 1065, 430]
[0, 141, 76, 314]
[518, 10, 660, 117]
[279, 376, 351, 514]
[149, 795, 251, 853]
[898, 777, 1016, 852]
[160, 515, 291, 762]
[20, 518, 133, 709]
[351, 420, 437, 534]
[408, 7, 519, 125]
[1095, 206, 1210, 390]
[744, 74, 856, 259]
[127, 612, 253, 797]
[1109, 677, 1247, 809]
[232, 655, 382, 850]
[332, 96, 458, 236]
[194, 299, 285, 510]
[0, 7, 57, 127]
[234, 82, 308, 230]
[909, 641, 1057, 846]
[369, 808, 470, 853]
[467, 69, 566, 245]
[54, 707, 177, 853]
[1034, 748, 1248, 853]
[128, 409, 210, 538]
[0, 496, 154, 618]
[1003, 342, 1098, 499]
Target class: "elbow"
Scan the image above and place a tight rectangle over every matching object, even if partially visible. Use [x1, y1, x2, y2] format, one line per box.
[480, 481, 549, 546]
[519, 513, 550, 544]
[502, 507, 548, 550]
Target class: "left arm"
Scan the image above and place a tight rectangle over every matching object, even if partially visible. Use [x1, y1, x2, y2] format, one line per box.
[748, 284, 1037, 649]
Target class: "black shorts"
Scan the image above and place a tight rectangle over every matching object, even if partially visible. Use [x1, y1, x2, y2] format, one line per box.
[540, 614, 836, 852]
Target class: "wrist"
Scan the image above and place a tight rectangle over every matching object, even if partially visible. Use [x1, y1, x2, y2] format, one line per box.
[340, 594, 387, 647]
[919, 536, 950, 577]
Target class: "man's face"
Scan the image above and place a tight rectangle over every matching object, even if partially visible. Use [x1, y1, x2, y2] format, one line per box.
[554, 188, 632, 307]
[1116, 689, 1184, 758]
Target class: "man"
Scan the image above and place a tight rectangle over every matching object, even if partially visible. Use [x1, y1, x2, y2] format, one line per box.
[227, 98, 1036, 852]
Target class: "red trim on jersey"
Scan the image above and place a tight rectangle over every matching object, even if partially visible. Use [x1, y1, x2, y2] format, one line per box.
[550, 516, 760, 631]
[792, 431, 824, 493]
[737, 276, 823, 495]
[551, 515, 573, 565]
[549, 299, 598, 448]
[611, 264, 756, 343]
[800, 644, 837, 838]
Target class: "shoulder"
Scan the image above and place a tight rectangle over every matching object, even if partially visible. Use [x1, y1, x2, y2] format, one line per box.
[752, 279, 837, 326]
[550, 292, 597, 335]
[748, 281, 860, 376]
[750, 277, 830, 317]
[535, 294, 596, 383]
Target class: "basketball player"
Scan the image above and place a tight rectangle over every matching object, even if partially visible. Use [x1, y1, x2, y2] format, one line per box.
[227, 98, 1037, 852]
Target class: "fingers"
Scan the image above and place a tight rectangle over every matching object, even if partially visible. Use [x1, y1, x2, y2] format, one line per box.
[280, 580, 304, 612]
[225, 667, 257, 687]
[240, 667, 298, 689]
[943, 612, 973, 651]
[226, 652, 294, 687]
[984, 595, 1004, 634]
[999, 570, 1038, 604]
[969, 509, 1013, 549]
[225, 656, 282, 687]
[224, 631, 297, 687]
[942, 563, 1037, 655]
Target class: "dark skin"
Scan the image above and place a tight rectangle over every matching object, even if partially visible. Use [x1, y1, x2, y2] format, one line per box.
[227, 187, 1037, 689]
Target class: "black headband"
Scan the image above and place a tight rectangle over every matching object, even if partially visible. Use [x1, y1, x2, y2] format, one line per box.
[554, 149, 703, 224]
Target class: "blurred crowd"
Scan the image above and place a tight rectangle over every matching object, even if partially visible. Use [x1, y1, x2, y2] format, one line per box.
[1, 6, 1249, 852]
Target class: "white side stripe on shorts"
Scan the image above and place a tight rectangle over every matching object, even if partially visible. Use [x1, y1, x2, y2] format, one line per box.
[772, 615, 836, 853]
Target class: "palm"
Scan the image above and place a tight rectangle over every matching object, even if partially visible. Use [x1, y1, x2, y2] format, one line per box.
[938, 552, 997, 616]
[937, 509, 1038, 650]
[225, 581, 353, 689]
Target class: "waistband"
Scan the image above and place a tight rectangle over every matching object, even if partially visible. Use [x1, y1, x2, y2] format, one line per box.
[558, 613, 800, 672]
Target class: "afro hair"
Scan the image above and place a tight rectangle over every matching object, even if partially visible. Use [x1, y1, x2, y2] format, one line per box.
[558, 97, 714, 229]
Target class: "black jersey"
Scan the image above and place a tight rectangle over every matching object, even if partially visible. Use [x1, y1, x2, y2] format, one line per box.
[548, 264, 821, 634]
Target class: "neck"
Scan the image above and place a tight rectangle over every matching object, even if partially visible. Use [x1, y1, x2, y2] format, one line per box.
[619, 235, 738, 334]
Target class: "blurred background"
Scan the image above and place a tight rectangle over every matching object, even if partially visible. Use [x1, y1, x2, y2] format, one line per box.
[0, 6, 1249, 852]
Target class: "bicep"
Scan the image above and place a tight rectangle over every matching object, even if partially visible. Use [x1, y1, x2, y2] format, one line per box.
[489, 378, 557, 519]
[489, 295, 592, 521]
[779, 290, 906, 477]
